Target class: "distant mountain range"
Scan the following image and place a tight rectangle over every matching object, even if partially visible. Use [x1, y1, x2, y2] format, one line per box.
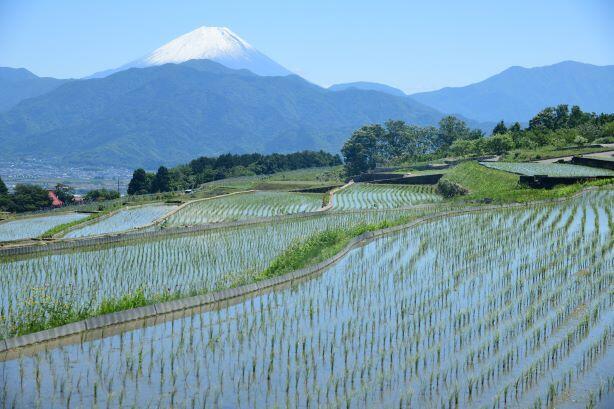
[329, 82, 406, 97]
[0, 60, 452, 167]
[1, 25, 611, 168]
[0, 67, 69, 112]
[410, 61, 614, 122]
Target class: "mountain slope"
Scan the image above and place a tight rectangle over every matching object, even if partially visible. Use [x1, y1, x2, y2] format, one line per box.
[90, 26, 291, 78]
[329, 82, 406, 97]
[0, 60, 450, 167]
[0, 67, 69, 112]
[411, 61, 614, 122]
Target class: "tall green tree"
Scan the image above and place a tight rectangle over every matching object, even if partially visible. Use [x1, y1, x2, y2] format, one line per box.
[438, 116, 469, 147]
[0, 176, 7, 196]
[492, 121, 508, 135]
[127, 168, 151, 195]
[0, 176, 10, 211]
[10, 184, 52, 212]
[529, 107, 557, 130]
[509, 122, 522, 133]
[341, 125, 384, 176]
[151, 166, 171, 193]
[568, 105, 588, 128]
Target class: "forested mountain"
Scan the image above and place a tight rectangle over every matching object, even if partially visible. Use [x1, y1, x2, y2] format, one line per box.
[410, 61, 614, 122]
[0, 67, 69, 112]
[329, 82, 406, 97]
[0, 60, 452, 167]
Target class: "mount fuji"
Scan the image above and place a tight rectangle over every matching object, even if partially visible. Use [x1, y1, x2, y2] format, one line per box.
[90, 26, 292, 78]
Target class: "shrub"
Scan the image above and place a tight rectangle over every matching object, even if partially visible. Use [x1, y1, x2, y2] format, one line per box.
[436, 179, 468, 198]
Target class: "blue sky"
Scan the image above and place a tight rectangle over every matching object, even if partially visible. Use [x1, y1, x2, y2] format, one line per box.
[0, 0, 612, 92]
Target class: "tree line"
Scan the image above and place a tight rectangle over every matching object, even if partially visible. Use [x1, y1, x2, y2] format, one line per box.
[127, 150, 342, 195]
[342, 105, 614, 175]
[0, 177, 120, 213]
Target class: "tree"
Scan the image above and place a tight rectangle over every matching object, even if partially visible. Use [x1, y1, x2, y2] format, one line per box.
[54, 183, 75, 204]
[448, 139, 475, 157]
[554, 104, 569, 129]
[486, 133, 514, 155]
[509, 122, 521, 133]
[10, 184, 52, 212]
[568, 105, 587, 128]
[84, 189, 120, 202]
[438, 116, 469, 148]
[492, 121, 507, 135]
[127, 168, 151, 195]
[151, 166, 171, 193]
[341, 125, 383, 176]
[529, 107, 557, 130]
[0, 176, 10, 211]
[0, 176, 7, 196]
[382, 120, 413, 161]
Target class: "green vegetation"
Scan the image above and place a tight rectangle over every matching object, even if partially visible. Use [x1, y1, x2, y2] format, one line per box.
[258, 219, 411, 280]
[442, 161, 612, 203]
[128, 151, 342, 195]
[342, 105, 614, 176]
[1, 184, 52, 213]
[84, 188, 120, 202]
[9, 286, 177, 337]
[435, 179, 468, 198]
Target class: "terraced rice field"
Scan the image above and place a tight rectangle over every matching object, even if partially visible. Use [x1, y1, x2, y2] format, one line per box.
[64, 204, 176, 238]
[0, 213, 88, 242]
[166, 191, 322, 225]
[0, 205, 448, 338]
[1, 190, 611, 408]
[333, 183, 442, 210]
[480, 161, 614, 177]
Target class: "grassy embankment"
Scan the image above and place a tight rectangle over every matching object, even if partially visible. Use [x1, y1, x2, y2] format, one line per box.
[442, 161, 613, 203]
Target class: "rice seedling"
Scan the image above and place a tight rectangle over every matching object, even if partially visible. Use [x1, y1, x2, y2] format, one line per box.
[63, 204, 176, 238]
[0, 204, 447, 338]
[332, 183, 442, 210]
[0, 189, 611, 408]
[166, 191, 323, 225]
[0, 213, 89, 242]
[480, 162, 614, 177]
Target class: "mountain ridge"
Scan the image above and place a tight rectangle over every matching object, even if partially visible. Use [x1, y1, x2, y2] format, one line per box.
[89, 26, 292, 78]
[0, 67, 70, 112]
[410, 61, 614, 122]
[329, 82, 406, 97]
[0, 59, 456, 168]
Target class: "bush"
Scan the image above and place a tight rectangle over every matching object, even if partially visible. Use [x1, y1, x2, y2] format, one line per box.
[436, 179, 469, 198]
[593, 136, 614, 144]
[84, 189, 120, 202]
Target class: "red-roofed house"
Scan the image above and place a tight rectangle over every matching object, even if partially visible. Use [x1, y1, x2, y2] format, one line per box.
[48, 191, 63, 207]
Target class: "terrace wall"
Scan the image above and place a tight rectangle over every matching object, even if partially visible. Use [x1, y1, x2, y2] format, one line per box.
[519, 175, 611, 188]
[571, 156, 614, 170]
[371, 174, 443, 185]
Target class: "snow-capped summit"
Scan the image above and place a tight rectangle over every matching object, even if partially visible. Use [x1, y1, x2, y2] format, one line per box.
[90, 26, 292, 78]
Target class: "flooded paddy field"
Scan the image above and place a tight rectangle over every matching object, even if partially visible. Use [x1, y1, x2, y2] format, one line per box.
[1, 190, 611, 408]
